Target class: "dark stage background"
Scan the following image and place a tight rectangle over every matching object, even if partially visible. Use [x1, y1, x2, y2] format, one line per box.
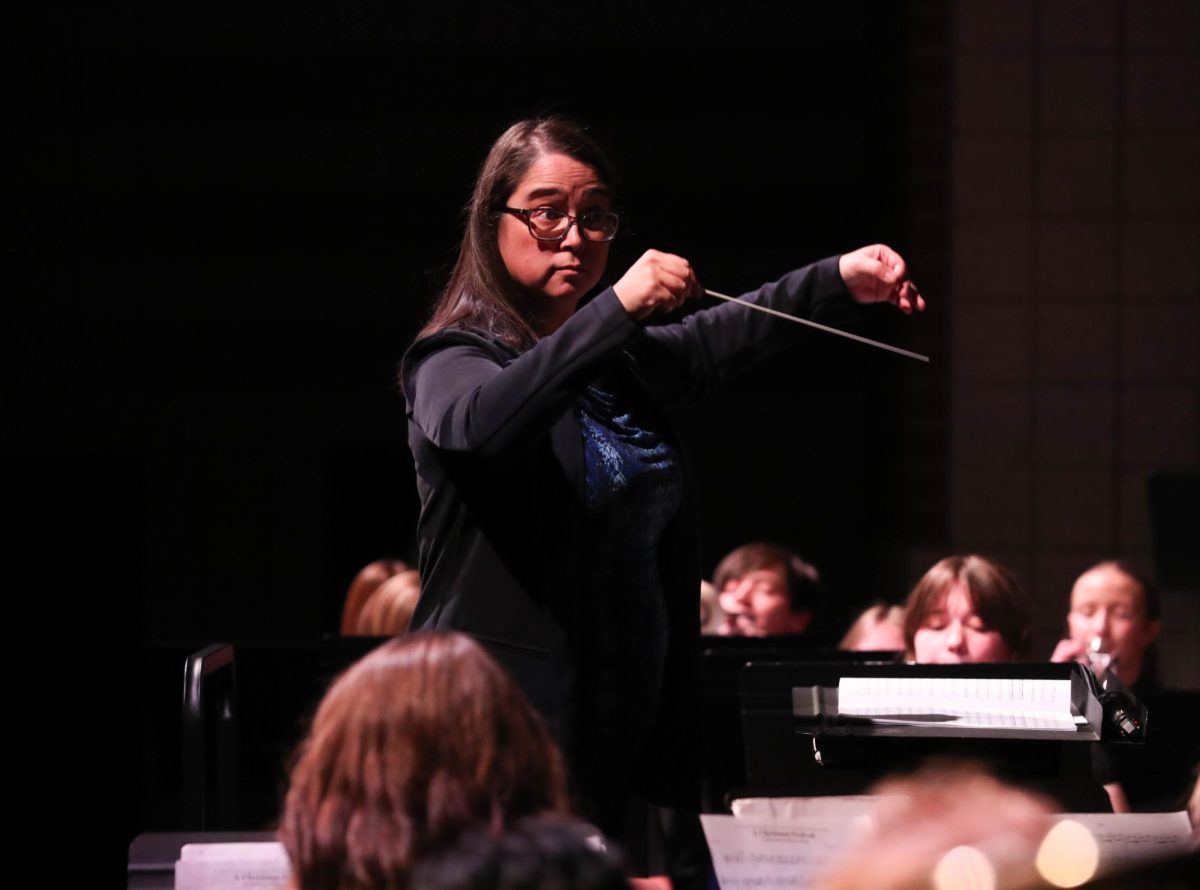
[12, 1, 945, 861]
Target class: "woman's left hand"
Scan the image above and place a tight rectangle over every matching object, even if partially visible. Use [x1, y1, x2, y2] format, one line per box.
[839, 244, 925, 314]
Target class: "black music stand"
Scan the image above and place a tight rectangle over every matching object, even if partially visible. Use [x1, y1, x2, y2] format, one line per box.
[738, 661, 1121, 811]
[698, 637, 899, 811]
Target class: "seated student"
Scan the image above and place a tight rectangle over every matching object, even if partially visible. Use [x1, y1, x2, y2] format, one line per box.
[278, 632, 571, 889]
[354, 568, 421, 636]
[1050, 560, 1162, 691]
[339, 558, 409, 635]
[712, 542, 821, 637]
[1051, 561, 1198, 813]
[840, 603, 906, 653]
[903, 555, 1031, 663]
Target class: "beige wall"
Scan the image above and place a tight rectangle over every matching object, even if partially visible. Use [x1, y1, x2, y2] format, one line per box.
[941, 0, 1199, 685]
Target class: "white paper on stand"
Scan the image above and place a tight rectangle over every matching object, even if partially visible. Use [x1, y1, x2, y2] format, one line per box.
[706, 800, 1193, 889]
[730, 795, 893, 820]
[700, 814, 862, 889]
[1057, 811, 1193, 875]
[175, 842, 291, 890]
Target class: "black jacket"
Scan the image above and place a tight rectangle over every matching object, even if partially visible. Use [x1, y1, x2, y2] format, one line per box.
[401, 256, 849, 808]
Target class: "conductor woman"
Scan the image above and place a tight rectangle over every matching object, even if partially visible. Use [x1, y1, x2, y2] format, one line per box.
[401, 116, 923, 835]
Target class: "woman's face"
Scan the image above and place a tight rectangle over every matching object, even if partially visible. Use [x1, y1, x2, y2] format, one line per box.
[497, 152, 611, 331]
[1067, 565, 1159, 681]
[913, 582, 1013, 664]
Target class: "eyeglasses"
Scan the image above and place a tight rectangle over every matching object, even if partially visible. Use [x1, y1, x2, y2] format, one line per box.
[499, 206, 620, 242]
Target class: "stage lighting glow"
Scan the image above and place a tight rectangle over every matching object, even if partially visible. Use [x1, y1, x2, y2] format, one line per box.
[1035, 819, 1100, 887]
[932, 844, 996, 890]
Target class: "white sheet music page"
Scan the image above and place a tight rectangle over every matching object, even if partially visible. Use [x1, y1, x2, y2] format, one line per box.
[700, 814, 863, 889]
[704, 805, 1193, 889]
[175, 842, 291, 890]
[730, 795, 898, 820]
[837, 675, 1078, 730]
[1059, 811, 1193, 874]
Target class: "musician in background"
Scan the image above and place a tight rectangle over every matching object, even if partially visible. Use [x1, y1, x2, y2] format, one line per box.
[713, 542, 822, 637]
[903, 554, 1032, 664]
[354, 568, 421, 636]
[339, 557, 409, 634]
[840, 602, 906, 652]
[1051, 561, 1198, 813]
[1050, 560, 1162, 690]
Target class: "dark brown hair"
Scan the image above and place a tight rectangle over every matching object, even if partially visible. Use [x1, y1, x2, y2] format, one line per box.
[407, 814, 630, 889]
[419, 117, 617, 350]
[712, 542, 822, 613]
[903, 554, 1032, 659]
[279, 632, 569, 889]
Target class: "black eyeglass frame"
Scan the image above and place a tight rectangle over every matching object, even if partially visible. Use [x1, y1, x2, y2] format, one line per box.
[498, 206, 621, 242]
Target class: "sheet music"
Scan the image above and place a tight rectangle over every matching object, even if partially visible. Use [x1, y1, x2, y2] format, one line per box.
[837, 675, 1077, 730]
[730, 796, 888, 820]
[1058, 811, 1193, 873]
[179, 843, 289, 861]
[700, 815, 860, 889]
[705, 803, 1193, 888]
[176, 842, 291, 890]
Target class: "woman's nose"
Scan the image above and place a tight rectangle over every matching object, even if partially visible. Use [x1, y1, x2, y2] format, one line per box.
[945, 622, 967, 651]
[558, 219, 585, 249]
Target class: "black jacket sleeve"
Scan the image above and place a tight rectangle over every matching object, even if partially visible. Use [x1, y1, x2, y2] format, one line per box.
[404, 255, 849, 455]
[632, 254, 849, 406]
[403, 289, 640, 459]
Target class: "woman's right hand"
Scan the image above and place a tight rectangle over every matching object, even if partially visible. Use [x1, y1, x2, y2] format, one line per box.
[613, 250, 702, 320]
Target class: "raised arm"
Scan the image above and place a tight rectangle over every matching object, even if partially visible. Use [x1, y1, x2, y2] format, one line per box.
[403, 289, 639, 459]
[632, 244, 923, 406]
[632, 255, 849, 405]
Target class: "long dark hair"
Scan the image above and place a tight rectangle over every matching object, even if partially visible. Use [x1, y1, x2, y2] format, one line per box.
[419, 117, 617, 350]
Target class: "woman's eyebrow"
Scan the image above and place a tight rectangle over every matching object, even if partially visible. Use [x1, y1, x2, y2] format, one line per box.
[522, 184, 611, 200]
[523, 186, 567, 200]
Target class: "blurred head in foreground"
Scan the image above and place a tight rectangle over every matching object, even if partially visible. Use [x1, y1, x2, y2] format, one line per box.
[409, 813, 629, 889]
[904, 555, 1031, 663]
[279, 632, 568, 889]
[814, 763, 1053, 890]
